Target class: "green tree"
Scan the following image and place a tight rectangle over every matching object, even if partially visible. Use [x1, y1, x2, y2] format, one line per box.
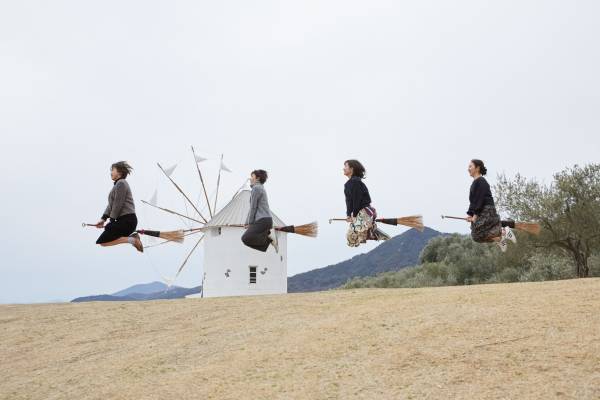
[495, 164, 600, 277]
[419, 234, 498, 284]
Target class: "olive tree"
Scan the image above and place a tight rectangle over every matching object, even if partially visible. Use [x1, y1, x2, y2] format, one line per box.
[495, 164, 600, 277]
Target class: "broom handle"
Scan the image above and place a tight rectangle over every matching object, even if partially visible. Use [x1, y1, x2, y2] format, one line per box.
[329, 217, 392, 223]
[441, 215, 469, 221]
[223, 224, 287, 230]
[329, 217, 398, 222]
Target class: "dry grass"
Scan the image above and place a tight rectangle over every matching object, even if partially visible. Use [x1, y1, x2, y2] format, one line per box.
[1, 279, 600, 400]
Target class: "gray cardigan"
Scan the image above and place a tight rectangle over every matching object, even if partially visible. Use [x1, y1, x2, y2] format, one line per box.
[245, 183, 272, 225]
[101, 179, 136, 220]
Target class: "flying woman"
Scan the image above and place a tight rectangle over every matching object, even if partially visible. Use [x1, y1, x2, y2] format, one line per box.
[94, 161, 143, 252]
[343, 159, 385, 247]
[467, 159, 516, 252]
[242, 169, 278, 253]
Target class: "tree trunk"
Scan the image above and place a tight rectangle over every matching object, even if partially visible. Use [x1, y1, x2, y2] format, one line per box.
[572, 249, 589, 278]
[565, 238, 590, 278]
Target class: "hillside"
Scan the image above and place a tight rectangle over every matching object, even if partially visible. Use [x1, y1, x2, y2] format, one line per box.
[71, 284, 201, 303]
[288, 227, 443, 292]
[1, 279, 599, 399]
[112, 281, 170, 297]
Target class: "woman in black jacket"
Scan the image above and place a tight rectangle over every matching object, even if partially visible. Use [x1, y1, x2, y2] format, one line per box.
[343, 159, 382, 247]
[467, 159, 516, 252]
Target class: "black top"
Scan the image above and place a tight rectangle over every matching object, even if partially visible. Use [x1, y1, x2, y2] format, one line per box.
[345, 176, 372, 217]
[467, 176, 495, 216]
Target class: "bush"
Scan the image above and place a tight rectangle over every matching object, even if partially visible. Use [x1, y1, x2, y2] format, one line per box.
[340, 233, 587, 290]
[518, 252, 575, 282]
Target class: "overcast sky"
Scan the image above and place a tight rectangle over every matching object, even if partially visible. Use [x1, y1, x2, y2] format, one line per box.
[1, 0, 599, 303]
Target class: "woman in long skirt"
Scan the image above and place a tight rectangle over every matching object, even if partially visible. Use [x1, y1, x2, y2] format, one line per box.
[242, 169, 278, 253]
[343, 159, 384, 247]
[467, 159, 516, 252]
[94, 161, 143, 252]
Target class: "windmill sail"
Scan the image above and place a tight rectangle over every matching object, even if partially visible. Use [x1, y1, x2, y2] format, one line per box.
[163, 164, 178, 177]
[148, 189, 158, 206]
[220, 161, 232, 173]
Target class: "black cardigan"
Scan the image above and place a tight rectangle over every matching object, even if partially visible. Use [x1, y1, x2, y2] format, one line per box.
[467, 176, 495, 216]
[345, 176, 372, 217]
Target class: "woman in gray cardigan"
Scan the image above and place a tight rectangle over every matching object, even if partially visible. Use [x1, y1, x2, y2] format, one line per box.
[94, 161, 143, 252]
[242, 169, 278, 253]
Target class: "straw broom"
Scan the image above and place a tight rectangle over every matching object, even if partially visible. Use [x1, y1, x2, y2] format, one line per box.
[275, 222, 319, 238]
[136, 229, 185, 243]
[82, 223, 187, 243]
[441, 215, 541, 235]
[222, 222, 319, 238]
[329, 215, 424, 232]
[510, 222, 541, 235]
[377, 216, 424, 232]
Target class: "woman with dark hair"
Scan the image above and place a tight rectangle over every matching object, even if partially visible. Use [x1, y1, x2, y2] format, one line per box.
[467, 159, 516, 252]
[94, 161, 143, 252]
[343, 159, 383, 247]
[242, 169, 278, 253]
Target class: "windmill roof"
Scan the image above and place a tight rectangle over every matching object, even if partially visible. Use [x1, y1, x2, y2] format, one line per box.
[205, 189, 286, 228]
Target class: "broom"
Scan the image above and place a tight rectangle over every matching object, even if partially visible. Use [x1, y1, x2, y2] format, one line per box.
[509, 222, 541, 236]
[275, 222, 319, 238]
[224, 222, 319, 238]
[82, 223, 186, 243]
[329, 215, 424, 232]
[441, 215, 541, 236]
[136, 229, 185, 243]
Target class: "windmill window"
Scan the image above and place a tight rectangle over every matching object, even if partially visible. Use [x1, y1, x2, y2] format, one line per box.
[249, 266, 257, 284]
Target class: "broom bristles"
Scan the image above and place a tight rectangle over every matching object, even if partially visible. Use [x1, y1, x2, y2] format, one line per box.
[277, 222, 318, 238]
[294, 222, 318, 237]
[514, 222, 541, 236]
[395, 215, 424, 232]
[159, 230, 185, 243]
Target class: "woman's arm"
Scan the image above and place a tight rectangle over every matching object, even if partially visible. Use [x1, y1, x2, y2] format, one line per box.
[101, 205, 110, 221]
[98, 191, 112, 227]
[101, 189, 112, 221]
[350, 181, 364, 218]
[345, 188, 352, 217]
[109, 181, 128, 219]
[246, 187, 261, 225]
[467, 179, 486, 217]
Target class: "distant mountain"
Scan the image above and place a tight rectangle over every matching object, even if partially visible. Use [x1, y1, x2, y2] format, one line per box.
[71, 283, 201, 303]
[288, 227, 444, 293]
[113, 281, 170, 297]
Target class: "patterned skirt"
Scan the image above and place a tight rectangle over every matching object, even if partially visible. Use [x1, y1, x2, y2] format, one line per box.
[347, 206, 378, 247]
[470, 205, 502, 243]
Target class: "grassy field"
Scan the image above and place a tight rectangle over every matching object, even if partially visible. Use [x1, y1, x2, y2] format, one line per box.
[1, 279, 599, 399]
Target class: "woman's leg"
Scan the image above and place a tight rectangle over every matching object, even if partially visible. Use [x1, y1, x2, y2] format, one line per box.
[471, 215, 503, 243]
[242, 219, 272, 252]
[98, 234, 143, 252]
[99, 237, 130, 247]
[471, 228, 504, 243]
[347, 209, 374, 246]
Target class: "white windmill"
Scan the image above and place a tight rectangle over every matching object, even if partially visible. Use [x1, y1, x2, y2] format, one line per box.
[141, 147, 316, 298]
